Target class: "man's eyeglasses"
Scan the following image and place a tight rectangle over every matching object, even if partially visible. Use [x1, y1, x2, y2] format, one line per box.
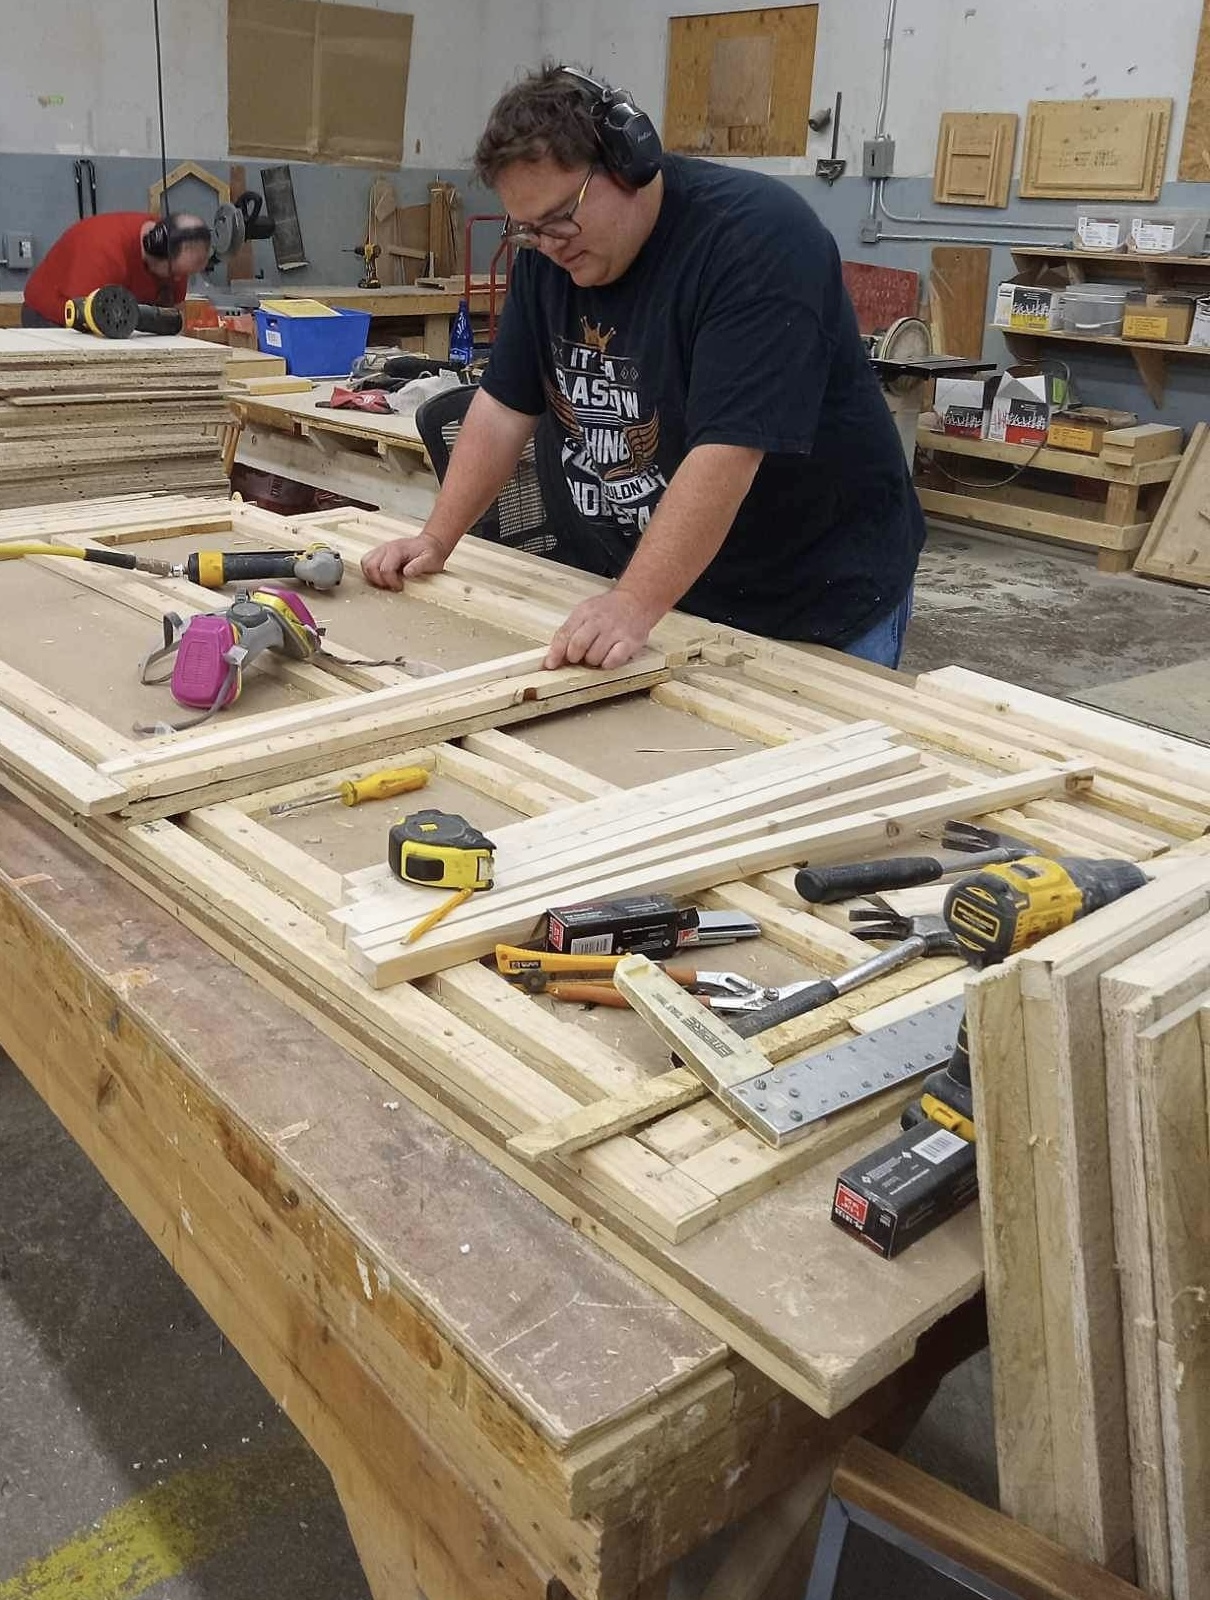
[501, 167, 596, 249]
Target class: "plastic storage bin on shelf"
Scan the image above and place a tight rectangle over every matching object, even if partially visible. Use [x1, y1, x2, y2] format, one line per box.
[254, 306, 372, 377]
[1061, 283, 1129, 337]
[1126, 209, 1209, 256]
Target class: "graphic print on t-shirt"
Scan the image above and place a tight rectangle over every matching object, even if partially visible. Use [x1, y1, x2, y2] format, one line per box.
[545, 318, 667, 537]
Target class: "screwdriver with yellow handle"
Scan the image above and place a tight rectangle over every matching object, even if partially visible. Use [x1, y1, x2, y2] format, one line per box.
[267, 765, 429, 817]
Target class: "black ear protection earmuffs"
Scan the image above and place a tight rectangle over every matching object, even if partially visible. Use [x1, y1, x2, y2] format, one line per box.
[557, 67, 663, 188]
[143, 215, 213, 261]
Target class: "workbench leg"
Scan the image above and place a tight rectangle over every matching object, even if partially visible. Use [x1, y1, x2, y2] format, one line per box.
[424, 312, 451, 359]
[1097, 548, 1134, 574]
[1104, 481, 1140, 528]
[331, 1447, 553, 1600]
[333, 1456, 427, 1600]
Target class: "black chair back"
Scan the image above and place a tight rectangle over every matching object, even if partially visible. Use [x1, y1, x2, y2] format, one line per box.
[415, 384, 559, 557]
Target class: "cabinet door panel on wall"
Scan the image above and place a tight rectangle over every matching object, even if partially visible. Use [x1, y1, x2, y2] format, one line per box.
[933, 112, 1018, 208]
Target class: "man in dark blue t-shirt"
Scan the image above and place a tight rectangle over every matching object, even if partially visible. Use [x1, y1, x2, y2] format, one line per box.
[362, 66, 925, 671]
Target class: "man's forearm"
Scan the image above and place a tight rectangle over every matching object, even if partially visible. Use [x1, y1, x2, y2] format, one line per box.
[425, 389, 539, 553]
[614, 443, 763, 618]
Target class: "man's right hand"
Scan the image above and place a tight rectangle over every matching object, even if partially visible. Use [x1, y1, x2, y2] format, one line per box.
[360, 531, 451, 590]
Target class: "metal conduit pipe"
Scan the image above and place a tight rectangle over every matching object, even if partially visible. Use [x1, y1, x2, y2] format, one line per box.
[865, 0, 1071, 240]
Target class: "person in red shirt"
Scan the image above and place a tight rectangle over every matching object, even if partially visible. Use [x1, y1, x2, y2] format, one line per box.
[22, 212, 212, 328]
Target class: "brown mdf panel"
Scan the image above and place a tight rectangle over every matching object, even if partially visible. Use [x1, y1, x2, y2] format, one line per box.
[929, 246, 991, 359]
[228, 0, 319, 160]
[1179, 0, 1210, 180]
[1020, 98, 1171, 201]
[228, 0, 411, 167]
[664, 6, 818, 158]
[933, 112, 1018, 207]
[316, 4, 412, 167]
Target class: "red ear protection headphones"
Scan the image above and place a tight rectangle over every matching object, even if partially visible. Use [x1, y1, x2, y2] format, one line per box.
[557, 67, 663, 189]
[143, 215, 213, 260]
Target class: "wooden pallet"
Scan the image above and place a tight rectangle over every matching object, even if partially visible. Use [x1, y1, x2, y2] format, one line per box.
[1, 494, 1210, 1423]
[915, 423, 1184, 572]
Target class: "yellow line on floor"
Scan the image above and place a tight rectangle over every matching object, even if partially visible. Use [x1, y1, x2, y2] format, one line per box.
[0, 1442, 331, 1600]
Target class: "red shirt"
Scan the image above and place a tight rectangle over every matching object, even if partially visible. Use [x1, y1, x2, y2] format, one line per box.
[24, 213, 190, 325]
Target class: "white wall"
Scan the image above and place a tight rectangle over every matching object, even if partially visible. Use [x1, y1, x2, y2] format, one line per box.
[0, 0, 540, 167]
[539, 0, 1207, 181]
[2, 0, 1205, 178]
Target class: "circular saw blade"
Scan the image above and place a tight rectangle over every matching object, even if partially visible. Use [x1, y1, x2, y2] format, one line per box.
[875, 317, 934, 395]
[211, 202, 245, 259]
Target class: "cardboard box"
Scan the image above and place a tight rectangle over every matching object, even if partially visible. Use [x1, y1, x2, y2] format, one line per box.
[832, 1123, 978, 1259]
[993, 281, 1065, 332]
[545, 894, 699, 959]
[1047, 405, 1137, 455]
[1187, 296, 1210, 349]
[933, 375, 998, 439]
[1122, 291, 1195, 344]
[986, 368, 1060, 446]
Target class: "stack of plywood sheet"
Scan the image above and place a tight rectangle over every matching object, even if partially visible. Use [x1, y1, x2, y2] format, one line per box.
[968, 848, 1210, 1596]
[0, 329, 231, 508]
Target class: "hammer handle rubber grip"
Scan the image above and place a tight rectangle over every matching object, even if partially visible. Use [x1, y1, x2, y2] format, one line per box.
[794, 857, 943, 904]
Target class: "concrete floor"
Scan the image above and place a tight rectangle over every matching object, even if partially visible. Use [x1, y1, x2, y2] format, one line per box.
[2, 523, 1207, 1599]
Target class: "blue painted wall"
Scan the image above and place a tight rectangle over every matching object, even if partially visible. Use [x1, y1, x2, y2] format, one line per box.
[0, 153, 500, 293]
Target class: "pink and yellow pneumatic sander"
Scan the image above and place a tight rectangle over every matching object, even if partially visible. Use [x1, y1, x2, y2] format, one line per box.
[137, 586, 322, 734]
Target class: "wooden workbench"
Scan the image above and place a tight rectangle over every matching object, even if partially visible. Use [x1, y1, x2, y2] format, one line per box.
[1, 282, 503, 354]
[4, 492, 1209, 1595]
[0, 779, 982, 1600]
[229, 379, 437, 520]
[266, 281, 505, 358]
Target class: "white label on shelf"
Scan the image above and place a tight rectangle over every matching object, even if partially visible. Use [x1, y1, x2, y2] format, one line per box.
[1077, 217, 1121, 249]
[1131, 220, 1177, 253]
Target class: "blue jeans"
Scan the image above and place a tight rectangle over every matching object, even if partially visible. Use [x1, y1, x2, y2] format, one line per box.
[843, 586, 914, 669]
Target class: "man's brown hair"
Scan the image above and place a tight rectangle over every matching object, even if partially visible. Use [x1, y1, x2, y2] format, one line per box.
[474, 64, 600, 188]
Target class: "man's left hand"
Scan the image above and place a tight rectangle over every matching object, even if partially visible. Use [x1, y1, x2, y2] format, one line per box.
[544, 591, 660, 671]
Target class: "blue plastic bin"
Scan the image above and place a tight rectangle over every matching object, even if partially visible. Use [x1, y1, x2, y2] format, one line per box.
[254, 305, 372, 377]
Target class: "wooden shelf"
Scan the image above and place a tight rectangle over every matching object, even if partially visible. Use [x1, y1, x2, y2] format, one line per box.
[914, 420, 1183, 571]
[1003, 243, 1210, 402]
[989, 323, 1209, 406]
[916, 425, 1182, 485]
[1011, 246, 1210, 271]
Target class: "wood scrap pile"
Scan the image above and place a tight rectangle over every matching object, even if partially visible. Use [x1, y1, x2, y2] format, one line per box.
[0, 329, 231, 508]
[968, 850, 1210, 1597]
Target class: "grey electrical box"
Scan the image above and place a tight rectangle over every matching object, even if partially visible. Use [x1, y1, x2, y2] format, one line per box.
[863, 138, 896, 179]
[3, 233, 34, 270]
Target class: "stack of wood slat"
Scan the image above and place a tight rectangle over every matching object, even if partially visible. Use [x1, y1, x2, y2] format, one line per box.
[0, 329, 231, 508]
[968, 847, 1210, 1598]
